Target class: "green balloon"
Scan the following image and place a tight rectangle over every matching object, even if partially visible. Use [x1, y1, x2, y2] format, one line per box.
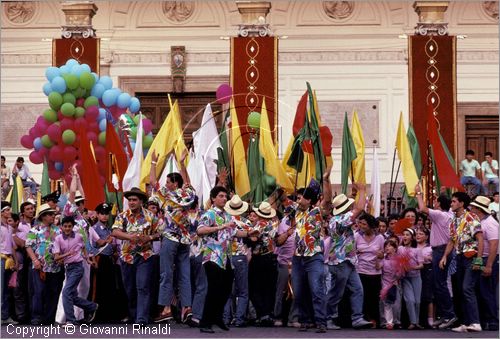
[43, 108, 58, 123]
[66, 74, 79, 90]
[74, 107, 86, 118]
[60, 103, 75, 117]
[72, 87, 86, 99]
[84, 96, 99, 108]
[247, 111, 261, 129]
[41, 135, 53, 148]
[133, 115, 140, 126]
[48, 92, 63, 111]
[62, 129, 76, 145]
[62, 93, 76, 105]
[98, 131, 106, 146]
[79, 72, 95, 90]
[130, 126, 137, 139]
[143, 135, 154, 148]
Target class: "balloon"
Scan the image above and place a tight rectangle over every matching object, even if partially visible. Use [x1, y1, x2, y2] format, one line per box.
[54, 161, 64, 172]
[74, 106, 85, 118]
[62, 129, 76, 145]
[65, 74, 79, 90]
[88, 122, 99, 131]
[142, 119, 153, 134]
[91, 72, 99, 83]
[76, 98, 85, 107]
[43, 109, 58, 123]
[48, 169, 61, 180]
[38, 146, 48, 158]
[216, 84, 232, 104]
[41, 135, 53, 148]
[60, 118, 74, 131]
[48, 92, 63, 110]
[87, 131, 98, 143]
[117, 93, 131, 109]
[98, 108, 107, 120]
[60, 103, 75, 117]
[73, 117, 87, 131]
[29, 151, 43, 165]
[143, 135, 153, 148]
[247, 111, 261, 129]
[84, 96, 99, 109]
[45, 66, 60, 81]
[98, 131, 106, 146]
[62, 93, 76, 105]
[42, 82, 53, 96]
[85, 106, 99, 120]
[49, 146, 64, 162]
[99, 76, 113, 90]
[98, 119, 107, 132]
[79, 72, 95, 90]
[59, 65, 70, 75]
[72, 87, 86, 99]
[51, 76, 66, 93]
[63, 146, 77, 162]
[20, 135, 34, 149]
[65, 59, 79, 68]
[71, 65, 84, 77]
[80, 64, 91, 73]
[47, 123, 61, 142]
[133, 115, 140, 126]
[90, 83, 105, 99]
[130, 126, 137, 139]
[102, 89, 119, 107]
[33, 137, 42, 150]
[129, 97, 140, 113]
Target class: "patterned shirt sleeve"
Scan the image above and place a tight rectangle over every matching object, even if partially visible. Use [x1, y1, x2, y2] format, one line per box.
[63, 199, 77, 217]
[25, 230, 37, 248]
[198, 210, 215, 229]
[112, 213, 125, 230]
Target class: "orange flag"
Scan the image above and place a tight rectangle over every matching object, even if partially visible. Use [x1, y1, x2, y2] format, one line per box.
[78, 125, 105, 209]
[105, 121, 128, 191]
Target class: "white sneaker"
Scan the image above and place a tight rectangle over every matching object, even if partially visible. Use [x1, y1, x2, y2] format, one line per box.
[451, 324, 468, 333]
[327, 319, 340, 330]
[466, 323, 482, 332]
[274, 320, 283, 327]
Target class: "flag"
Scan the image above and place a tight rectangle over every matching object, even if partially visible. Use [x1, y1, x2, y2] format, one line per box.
[427, 105, 462, 189]
[123, 113, 144, 193]
[229, 98, 250, 197]
[216, 108, 233, 191]
[160, 153, 180, 188]
[246, 135, 266, 203]
[140, 100, 187, 187]
[341, 112, 357, 194]
[259, 98, 293, 193]
[350, 111, 366, 185]
[7, 175, 23, 214]
[35, 191, 41, 217]
[40, 160, 50, 197]
[105, 121, 128, 191]
[404, 124, 422, 207]
[78, 124, 105, 210]
[370, 147, 381, 217]
[395, 112, 419, 196]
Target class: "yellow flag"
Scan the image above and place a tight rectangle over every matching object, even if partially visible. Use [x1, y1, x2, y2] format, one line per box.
[229, 99, 250, 197]
[350, 111, 366, 185]
[140, 100, 188, 187]
[395, 112, 419, 196]
[35, 191, 42, 218]
[259, 98, 294, 193]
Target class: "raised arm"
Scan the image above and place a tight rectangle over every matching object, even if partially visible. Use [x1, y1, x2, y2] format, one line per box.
[150, 151, 159, 188]
[414, 183, 428, 214]
[351, 183, 366, 219]
[321, 165, 333, 215]
[179, 149, 191, 186]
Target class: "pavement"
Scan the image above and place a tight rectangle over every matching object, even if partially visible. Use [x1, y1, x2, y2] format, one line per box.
[1, 324, 498, 339]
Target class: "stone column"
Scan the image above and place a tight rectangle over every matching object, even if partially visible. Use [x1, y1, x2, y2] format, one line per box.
[413, 1, 449, 35]
[61, 1, 98, 38]
[236, 1, 272, 37]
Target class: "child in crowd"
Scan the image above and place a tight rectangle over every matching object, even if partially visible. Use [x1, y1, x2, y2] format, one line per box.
[379, 240, 401, 330]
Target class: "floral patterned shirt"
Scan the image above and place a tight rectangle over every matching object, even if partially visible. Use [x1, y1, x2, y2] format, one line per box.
[112, 207, 160, 264]
[198, 206, 237, 269]
[230, 215, 253, 256]
[158, 185, 196, 244]
[252, 219, 278, 256]
[63, 200, 94, 255]
[189, 209, 203, 257]
[327, 211, 357, 265]
[25, 224, 62, 273]
[293, 205, 324, 257]
[450, 211, 482, 256]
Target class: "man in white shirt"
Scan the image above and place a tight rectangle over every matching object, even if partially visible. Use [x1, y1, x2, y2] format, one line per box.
[489, 192, 499, 217]
[11, 157, 37, 196]
[460, 150, 483, 196]
[481, 152, 499, 195]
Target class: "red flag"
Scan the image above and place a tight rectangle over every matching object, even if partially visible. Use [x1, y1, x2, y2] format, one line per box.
[105, 122, 128, 191]
[78, 125, 105, 209]
[427, 105, 462, 189]
[292, 91, 308, 136]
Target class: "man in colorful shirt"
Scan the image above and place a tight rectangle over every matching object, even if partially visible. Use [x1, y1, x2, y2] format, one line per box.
[112, 187, 161, 325]
[325, 184, 372, 330]
[25, 203, 64, 325]
[440, 192, 484, 332]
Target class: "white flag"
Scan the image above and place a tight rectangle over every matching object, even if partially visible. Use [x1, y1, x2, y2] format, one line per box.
[122, 113, 144, 208]
[370, 147, 381, 217]
[159, 153, 180, 187]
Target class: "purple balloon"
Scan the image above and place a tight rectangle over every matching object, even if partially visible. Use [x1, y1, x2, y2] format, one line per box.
[216, 84, 232, 104]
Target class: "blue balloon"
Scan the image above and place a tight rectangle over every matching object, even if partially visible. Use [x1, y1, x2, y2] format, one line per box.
[129, 97, 141, 113]
[98, 108, 107, 120]
[71, 65, 84, 77]
[51, 76, 67, 93]
[59, 65, 70, 75]
[65, 59, 79, 68]
[117, 93, 131, 109]
[43, 82, 53, 96]
[91, 72, 99, 83]
[81, 64, 91, 73]
[33, 137, 42, 150]
[99, 76, 113, 90]
[99, 119, 107, 132]
[90, 83, 105, 99]
[45, 67, 60, 82]
[102, 89, 119, 107]
[54, 162, 63, 171]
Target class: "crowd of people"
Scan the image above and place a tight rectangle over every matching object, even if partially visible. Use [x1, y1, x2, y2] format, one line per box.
[0, 150, 498, 334]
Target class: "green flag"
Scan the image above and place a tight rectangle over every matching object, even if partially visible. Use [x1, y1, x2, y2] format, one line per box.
[341, 112, 357, 194]
[10, 175, 22, 214]
[40, 160, 50, 197]
[306, 82, 326, 181]
[404, 125, 422, 207]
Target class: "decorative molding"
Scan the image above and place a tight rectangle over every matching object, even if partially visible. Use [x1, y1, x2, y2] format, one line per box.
[279, 50, 406, 63]
[238, 24, 272, 37]
[162, 1, 195, 23]
[322, 1, 355, 20]
[482, 1, 499, 20]
[4, 1, 36, 25]
[413, 1, 449, 36]
[60, 2, 98, 38]
[415, 23, 448, 36]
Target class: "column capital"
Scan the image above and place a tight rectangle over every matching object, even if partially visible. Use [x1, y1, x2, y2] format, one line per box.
[61, 1, 98, 38]
[413, 1, 449, 35]
[236, 1, 272, 37]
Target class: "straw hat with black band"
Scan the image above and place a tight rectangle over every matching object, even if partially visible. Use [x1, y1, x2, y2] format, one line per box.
[37, 203, 57, 220]
[253, 201, 276, 219]
[470, 196, 492, 215]
[74, 190, 85, 204]
[224, 195, 249, 216]
[124, 187, 148, 203]
[332, 194, 355, 216]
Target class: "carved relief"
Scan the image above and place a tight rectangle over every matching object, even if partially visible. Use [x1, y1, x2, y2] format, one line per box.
[322, 1, 354, 20]
[4, 1, 35, 24]
[482, 1, 499, 20]
[162, 1, 195, 22]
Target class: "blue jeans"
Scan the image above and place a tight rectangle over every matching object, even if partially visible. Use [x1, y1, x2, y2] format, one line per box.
[432, 245, 455, 319]
[190, 254, 207, 321]
[1, 258, 13, 320]
[274, 263, 299, 322]
[461, 176, 483, 195]
[224, 255, 249, 325]
[455, 254, 481, 325]
[158, 238, 191, 308]
[402, 275, 422, 324]
[484, 177, 499, 195]
[121, 256, 153, 323]
[326, 261, 365, 322]
[30, 268, 64, 325]
[21, 179, 37, 195]
[478, 255, 499, 329]
[62, 262, 96, 323]
[291, 254, 326, 327]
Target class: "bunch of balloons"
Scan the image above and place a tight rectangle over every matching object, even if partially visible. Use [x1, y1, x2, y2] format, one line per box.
[19, 58, 152, 184]
[120, 114, 154, 154]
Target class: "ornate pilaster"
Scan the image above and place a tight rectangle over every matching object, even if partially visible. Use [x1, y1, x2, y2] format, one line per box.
[61, 1, 98, 38]
[413, 1, 449, 36]
[171, 46, 186, 93]
[236, 1, 272, 37]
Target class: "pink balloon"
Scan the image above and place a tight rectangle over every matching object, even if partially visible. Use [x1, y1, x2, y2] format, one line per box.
[142, 119, 153, 134]
[20, 135, 34, 149]
[57, 111, 65, 121]
[86, 106, 99, 120]
[63, 146, 77, 162]
[47, 123, 62, 142]
[29, 151, 43, 164]
[216, 84, 232, 104]
[88, 122, 99, 131]
[87, 131, 97, 143]
[74, 117, 88, 130]
[76, 98, 85, 107]
[48, 169, 61, 180]
[60, 118, 74, 131]
[38, 147, 48, 158]
[49, 145, 64, 162]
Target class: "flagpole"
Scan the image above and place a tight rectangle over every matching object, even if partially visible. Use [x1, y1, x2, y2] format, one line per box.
[389, 147, 397, 200]
[390, 161, 401, 199]
[109, 153, 122, 213]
